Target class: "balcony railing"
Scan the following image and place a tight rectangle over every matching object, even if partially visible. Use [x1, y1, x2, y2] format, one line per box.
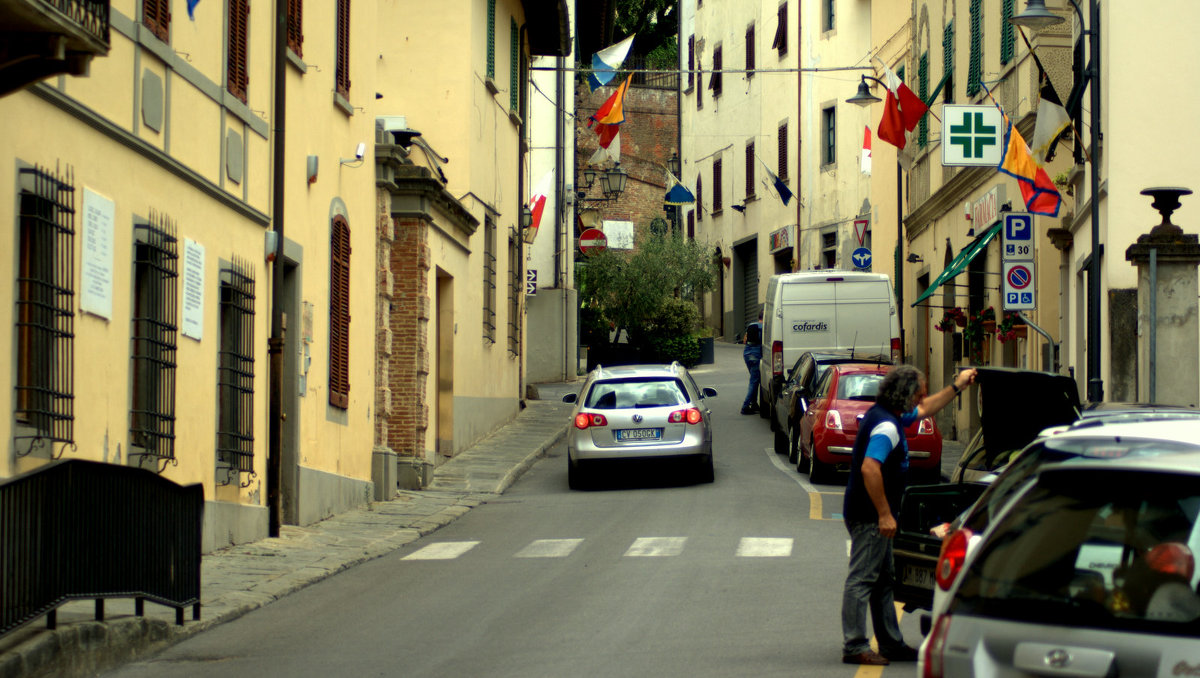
[0, 0, 111, 94]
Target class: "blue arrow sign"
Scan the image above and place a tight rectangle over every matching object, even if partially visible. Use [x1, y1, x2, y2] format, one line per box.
[852, 247, 872, 269]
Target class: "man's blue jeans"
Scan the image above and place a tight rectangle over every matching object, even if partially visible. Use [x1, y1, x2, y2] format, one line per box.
[841, 521, 907, 656]
[743, 347, 762, 410]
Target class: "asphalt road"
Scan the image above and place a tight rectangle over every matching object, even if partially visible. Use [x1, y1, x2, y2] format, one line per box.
[102, 344, 923, 678]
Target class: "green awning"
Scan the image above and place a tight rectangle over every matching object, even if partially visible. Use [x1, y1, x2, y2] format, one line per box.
[911, 221, 1003, 307]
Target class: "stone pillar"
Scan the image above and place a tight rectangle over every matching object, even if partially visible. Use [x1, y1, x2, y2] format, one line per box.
[1124, 188, 1200, 406]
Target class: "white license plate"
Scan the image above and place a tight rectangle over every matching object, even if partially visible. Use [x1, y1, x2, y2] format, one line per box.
[616, 428, 662, 441]
[902, 564, 935, 590]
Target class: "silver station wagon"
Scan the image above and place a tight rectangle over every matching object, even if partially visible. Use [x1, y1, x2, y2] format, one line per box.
[562, 363, 717, 489]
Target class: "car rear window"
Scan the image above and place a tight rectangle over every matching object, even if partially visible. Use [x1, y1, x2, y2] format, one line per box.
[836, 373, 882, 401]
[585, 378, 688, 409]
[951, 461, 1200, 631]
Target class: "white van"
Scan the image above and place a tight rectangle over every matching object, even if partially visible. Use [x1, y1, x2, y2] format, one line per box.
[757, 271, 900, 417]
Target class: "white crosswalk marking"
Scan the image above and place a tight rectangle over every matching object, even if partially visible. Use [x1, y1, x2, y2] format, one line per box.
[624, 537, 687, 557]
[514, 538, 584, 558]
[736, 537, 794, 557]
[402, 541, 480, 560]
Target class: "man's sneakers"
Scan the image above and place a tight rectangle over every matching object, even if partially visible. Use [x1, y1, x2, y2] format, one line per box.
[740, 406, 758, 415]
[842, 645, 919, 665]
[842, 650, 889, 666]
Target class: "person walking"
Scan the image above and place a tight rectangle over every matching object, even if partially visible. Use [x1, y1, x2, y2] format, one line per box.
[840, 364, 977, 665]
[740, 310, 763, 415]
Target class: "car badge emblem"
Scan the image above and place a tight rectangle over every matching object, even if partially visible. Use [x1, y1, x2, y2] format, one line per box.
[632, 414, 643, 423]
[1045, 649, 1071, 668]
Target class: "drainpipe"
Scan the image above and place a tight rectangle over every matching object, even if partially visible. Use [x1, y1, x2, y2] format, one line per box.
[556, 52, 567, 380]
[267, 0, 287, 537]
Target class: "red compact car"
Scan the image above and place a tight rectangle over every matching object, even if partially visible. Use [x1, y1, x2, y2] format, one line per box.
[794, 364, 942, 484]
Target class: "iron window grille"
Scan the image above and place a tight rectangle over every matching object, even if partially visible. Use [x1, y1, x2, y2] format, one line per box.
[507, 235, 520, 356]
[14, 165, 75, 458]
[216, 257, 255, 486]
[328, 215, 350, 409]
[483, 216, 497, 342]
[129, 213, 179, 469]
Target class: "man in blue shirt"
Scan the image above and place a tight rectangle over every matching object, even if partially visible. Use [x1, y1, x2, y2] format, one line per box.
[840, 364, 976, 665]
[740, 310, 763, 415]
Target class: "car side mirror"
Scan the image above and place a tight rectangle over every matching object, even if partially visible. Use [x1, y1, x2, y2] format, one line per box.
[701, 387, 718, 398]
[562, 393, 578, 404]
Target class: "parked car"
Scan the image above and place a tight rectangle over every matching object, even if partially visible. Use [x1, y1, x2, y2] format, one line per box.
[769, 349, 892, 462]
[893, 368, 1081, 617]
[561, 363, 718, 489]
[920, 419, 1200, 678]
[792, 363, 942, 484]
[757, 271, 900, 423]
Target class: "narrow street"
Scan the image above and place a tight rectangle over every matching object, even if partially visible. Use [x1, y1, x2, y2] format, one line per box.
[103, 343, 922, 678]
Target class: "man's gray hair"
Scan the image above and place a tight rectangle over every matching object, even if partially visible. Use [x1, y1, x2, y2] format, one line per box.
[877, 364, 925, 413]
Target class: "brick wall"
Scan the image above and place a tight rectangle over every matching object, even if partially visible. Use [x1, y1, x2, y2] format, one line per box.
[385, 214, 431, 458]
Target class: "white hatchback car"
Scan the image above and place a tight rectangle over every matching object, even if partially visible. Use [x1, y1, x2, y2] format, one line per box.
[562, 363, 717, 489]
[920, 419, 1200, 678]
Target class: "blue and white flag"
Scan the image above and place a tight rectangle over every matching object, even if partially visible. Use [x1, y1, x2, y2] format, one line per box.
[588, 35, 635, 92]
[187, 0, 200, 19]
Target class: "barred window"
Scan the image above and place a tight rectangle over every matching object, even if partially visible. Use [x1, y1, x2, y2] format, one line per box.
[483, 216, 497, 342]
[329, 215, 350, 408]
[335, 0, 351, 98]
[507, 234, 520, 355]
[130, 213, 179, 467]
[143, 0, 170, 43]
[227, 0, 249, 103]
[287, 0, 303, 56]
[216, 258, 255, 484]
[14, 165, 75, 457]
[745, 142, 756, 198]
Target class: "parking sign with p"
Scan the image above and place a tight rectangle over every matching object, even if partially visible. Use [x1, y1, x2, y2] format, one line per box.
[1003, 212, 1033, 261]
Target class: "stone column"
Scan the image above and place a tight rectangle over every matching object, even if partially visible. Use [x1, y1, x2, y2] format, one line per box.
[1124, 188, 1200, 406]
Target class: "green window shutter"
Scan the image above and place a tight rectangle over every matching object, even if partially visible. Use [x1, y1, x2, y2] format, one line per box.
[967, 0, 982, 96]
[943, 20, 954, 103]
[486, 0, 495, 80]
[1000, 0, 1015, 65]
[510, 18, 518, 110]
[918, 52, 929, 147]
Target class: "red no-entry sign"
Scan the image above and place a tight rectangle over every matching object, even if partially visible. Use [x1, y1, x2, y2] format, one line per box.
[579, 228, 607, 254]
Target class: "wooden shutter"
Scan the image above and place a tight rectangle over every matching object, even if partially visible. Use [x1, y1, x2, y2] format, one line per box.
[144, 0, 170, 43]
[918, 52, 929, 147]
[486, 0, 496, 80]
[335, 0, 351, 98]
[509, 17, 519, 111]
[777, 123, 788, 181]
[710, 45, 722, 96]
[329, 216, 351, 408]
[1000, 0, 1015, 65]
[943, 20, 954, 104]
[227, 0, 249, 103]
[772, 4, 787, 55]
[745, 26, 755, 77]
[287, 0, 303, 56]
[967, 0, 982, 96]
[713, 158, 722, 212]
[745, 142, 755, 197]
[687, 35, 695, 90]
[696, 176, 703, 222]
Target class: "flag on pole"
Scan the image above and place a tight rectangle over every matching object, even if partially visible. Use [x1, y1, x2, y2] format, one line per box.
[861, 126, 873, 175]
[1030, 74, 1070, 167]
[588, 130, 621, 165]
[875, 59, 929, 149]
[588, 75, 633, 127]
[983, 82, 1062, 217]
[664, 169, 695, 205]
[755, 156, 793, 206]
[588, 35, 636, 92]
[526, 170, 555, 242]
[187, 0, 200, 19]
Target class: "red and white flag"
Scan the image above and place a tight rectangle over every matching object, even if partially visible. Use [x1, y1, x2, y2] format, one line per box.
[876, 60, 929, 150]
[861, 126, 872, 175]
[527, 170, 555, 242]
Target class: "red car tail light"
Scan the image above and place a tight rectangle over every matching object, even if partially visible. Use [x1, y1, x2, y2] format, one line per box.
[918, 417, 935, 435]
[669, 408, 703, 424]
[824, 409, 843, 430]
[575, 413, 608, 429]
[936, 528, 972, 590]
[771, 340, 784, 377]
[922, 614, 951, 678]
[891, 337, 901, 364]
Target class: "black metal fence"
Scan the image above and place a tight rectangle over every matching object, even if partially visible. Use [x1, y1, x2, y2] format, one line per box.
[0, 459, 203, 637]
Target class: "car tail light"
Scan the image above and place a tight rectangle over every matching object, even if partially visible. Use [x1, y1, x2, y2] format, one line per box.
[918, 417, 934, 435]
[669, 408, 703, 425]
[936, 528, 972, 590]
[922, 614, 951, 678]
[890, 337, 901, 364]
[824, 410, 843, 430]
[771, 341, 784, 377]
[574, 413, 608, 429]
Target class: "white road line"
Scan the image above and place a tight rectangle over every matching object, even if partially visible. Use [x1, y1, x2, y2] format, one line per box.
[764, 446, 817, 492]
[514, 538, 584, 558]
[624, 537, 687, 557]
[401, 541, 480, 560]
[736, 537, 794, 557]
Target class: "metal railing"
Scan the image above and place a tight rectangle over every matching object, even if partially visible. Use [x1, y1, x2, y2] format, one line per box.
[0, 459, 203, 638]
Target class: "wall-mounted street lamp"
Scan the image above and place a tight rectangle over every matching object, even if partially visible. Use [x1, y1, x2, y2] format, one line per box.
[667, 152, 681, 177]
[579, 163, 628, 203]
[1012, 0, 1104, 401]
[846, 75, 885, 106]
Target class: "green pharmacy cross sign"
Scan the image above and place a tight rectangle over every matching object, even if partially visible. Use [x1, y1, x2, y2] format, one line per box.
[942, 105, 1004, 167]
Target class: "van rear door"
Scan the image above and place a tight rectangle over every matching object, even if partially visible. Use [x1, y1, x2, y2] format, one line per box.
[833, 280, 893, 355]
[780, 280, 837, 370]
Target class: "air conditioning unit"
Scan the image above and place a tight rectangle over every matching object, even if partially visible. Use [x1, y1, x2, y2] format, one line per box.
[376, 116, 421, 148]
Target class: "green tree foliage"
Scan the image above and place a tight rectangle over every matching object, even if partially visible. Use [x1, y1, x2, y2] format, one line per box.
[578, 231, 715, 362]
